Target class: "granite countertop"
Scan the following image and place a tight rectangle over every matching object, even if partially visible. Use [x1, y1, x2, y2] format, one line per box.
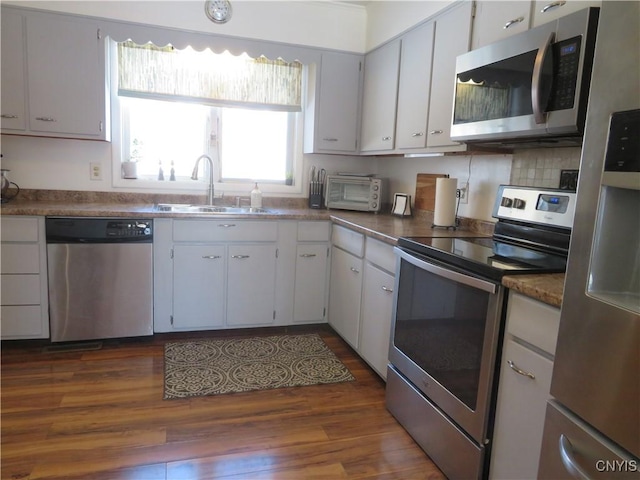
[0, 192, 564, 306]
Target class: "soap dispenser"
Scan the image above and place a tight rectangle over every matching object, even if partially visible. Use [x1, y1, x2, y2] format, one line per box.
[250, 183, 262, 208]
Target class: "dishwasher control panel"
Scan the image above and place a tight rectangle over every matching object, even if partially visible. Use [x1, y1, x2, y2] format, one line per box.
[106, 221, 152, 238]
[46, 218, 153, 243]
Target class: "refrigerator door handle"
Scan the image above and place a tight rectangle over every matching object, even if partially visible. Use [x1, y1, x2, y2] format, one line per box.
[559, 434, 592, 480]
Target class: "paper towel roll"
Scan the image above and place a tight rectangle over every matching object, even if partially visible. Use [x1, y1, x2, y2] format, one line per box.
[433, 177, 458, 227]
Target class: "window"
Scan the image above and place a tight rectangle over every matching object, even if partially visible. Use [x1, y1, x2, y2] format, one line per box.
[112, 40, 303, 191]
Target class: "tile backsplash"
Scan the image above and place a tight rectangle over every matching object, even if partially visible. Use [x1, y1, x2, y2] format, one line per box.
[510, 147, 581, 188]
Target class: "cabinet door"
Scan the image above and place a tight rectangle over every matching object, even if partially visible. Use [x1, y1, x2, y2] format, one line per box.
[395, 21, 435, 150]
[305, 52, 362, 153]
[360, 40, 401, 152]
[472, 1, 532, 49]
[426, 2, 473, 148]
[360, 263, 395, 379]
[532, 0, 601, 27]
[293, 243, 328, 323]
[490, 339, 554, 480]
[26, 14, 105, 137]
[227, 244, 277, 326]
[1, 10, 26, 131]
[172, 245, 225, 330]
[328, 246, 363, 349]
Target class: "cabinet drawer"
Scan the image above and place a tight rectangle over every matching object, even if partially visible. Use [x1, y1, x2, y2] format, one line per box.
[173, 220, 278, 242]
[1, 305, 46, 338]
[1, 217, 39, 242]
[331, 225, 364, 257]
[297, 221, 330, 242]
[365, 237, 396, 273]
[1, 274, 41, 305]
[507, 292, 561, 356]
[1, 244, 40, 274]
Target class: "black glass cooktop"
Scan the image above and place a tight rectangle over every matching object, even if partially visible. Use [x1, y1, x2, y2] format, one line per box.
[397, 236, 567, 282]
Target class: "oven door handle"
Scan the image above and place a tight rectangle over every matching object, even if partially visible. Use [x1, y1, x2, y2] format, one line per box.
[394, 247, 497, 294]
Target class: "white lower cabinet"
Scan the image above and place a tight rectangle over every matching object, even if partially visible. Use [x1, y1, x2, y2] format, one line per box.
[154, 219, 329, 332]
[227, 244, 277, 326]
[360, 262, 395, 379]
[0, 216, 49, 339]
[490, 292, 561, 480]
[172, 244, 225, 329]
[328, 246, 363, 349]
[293, 243, 329, 323]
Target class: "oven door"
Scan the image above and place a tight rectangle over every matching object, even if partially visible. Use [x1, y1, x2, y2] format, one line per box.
[388, 246, 505, 444]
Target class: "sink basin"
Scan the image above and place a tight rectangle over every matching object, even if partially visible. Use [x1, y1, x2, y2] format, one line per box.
[155, 204, 271, 214]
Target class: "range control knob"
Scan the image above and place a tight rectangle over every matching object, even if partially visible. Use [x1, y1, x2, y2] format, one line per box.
[513, 198, 526, 209]
[501, 197, 513, 208]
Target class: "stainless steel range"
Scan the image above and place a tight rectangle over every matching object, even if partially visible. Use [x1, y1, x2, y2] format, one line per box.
[386, 185, 576, 480]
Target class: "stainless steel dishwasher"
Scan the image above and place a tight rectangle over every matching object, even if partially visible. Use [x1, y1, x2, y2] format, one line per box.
[46, 217, 153, 343]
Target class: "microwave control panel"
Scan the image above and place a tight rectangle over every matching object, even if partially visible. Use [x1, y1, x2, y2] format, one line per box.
[548, 36, 582, 112]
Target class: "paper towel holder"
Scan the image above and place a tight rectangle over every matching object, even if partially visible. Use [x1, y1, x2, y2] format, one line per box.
[392, 193, 412, 217]
[431, 175, 458, 230]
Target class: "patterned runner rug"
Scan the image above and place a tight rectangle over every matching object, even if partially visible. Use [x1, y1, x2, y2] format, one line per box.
[164, 333, 354, 399]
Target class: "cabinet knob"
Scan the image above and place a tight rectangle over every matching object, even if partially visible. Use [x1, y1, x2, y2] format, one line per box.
[507, 360, 536, 379]
[503, 16, 525, 29]
[541, 1, 566, 13]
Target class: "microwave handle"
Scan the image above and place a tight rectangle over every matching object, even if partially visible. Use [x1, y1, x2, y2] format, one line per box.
[532, 31, 555, 124]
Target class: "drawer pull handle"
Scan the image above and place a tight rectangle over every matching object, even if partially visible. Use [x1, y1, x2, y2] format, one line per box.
[299, 253, 317, 258]
[559, 434, 591, 480]
[541, 1, 566, 13]
[1, 114, 18, 119]
[231, 254, 250, 259]
[350, 267, 360, 274]
[381, 136, 392, 141]
[218, 224, 236, 228]
[429, 130, 443, 135]
[202, 255, 221, 259]
[507, 360, 535, 379]
[322, 138, 338, 142]
[35, 116, 56, 122]
[381, 286, 393, 293]
[504, 16, 525, 29]
[411, 132, 424, 137]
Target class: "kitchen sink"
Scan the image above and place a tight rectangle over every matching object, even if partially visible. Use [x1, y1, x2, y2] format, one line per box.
[154, 204, 271, 214]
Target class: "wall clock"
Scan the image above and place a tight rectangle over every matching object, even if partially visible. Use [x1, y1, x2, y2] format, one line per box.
[205, 0, 232, 24]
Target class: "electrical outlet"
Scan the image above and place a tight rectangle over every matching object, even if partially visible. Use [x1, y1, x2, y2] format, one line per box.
[90, 162, 102, 181]
[458, 182, 469, 204]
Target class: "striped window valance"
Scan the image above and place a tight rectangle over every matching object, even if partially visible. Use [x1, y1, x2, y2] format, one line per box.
[117, 41, 303, 111]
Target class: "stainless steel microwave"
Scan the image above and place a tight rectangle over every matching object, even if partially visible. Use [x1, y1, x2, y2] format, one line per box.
[325, 175, 384, 212]
[450, 7, 599, 148]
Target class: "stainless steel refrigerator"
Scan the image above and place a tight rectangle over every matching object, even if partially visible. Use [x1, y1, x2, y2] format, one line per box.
[537, 2, 640, 478]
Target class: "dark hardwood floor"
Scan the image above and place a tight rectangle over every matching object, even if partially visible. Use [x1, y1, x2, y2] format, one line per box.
[1, 325, 445, 480]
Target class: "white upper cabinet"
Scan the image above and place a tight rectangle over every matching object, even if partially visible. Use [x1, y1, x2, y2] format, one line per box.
[472, 1, 533, 49]
[1, 11, 26, 131]
[426, 1, 474, 149]
[359, 40, 401, 153]
[532, 0, 601, 27]
[1, 7, 109, 140]
[304, 52, 363, 154]
[395, 21, 436, 150]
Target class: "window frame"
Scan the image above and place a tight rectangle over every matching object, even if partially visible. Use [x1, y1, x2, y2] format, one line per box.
[109, 39, 306, 196]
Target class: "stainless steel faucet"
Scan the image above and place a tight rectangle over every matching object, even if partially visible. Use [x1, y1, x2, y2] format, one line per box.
[191, 154, 215, 205]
